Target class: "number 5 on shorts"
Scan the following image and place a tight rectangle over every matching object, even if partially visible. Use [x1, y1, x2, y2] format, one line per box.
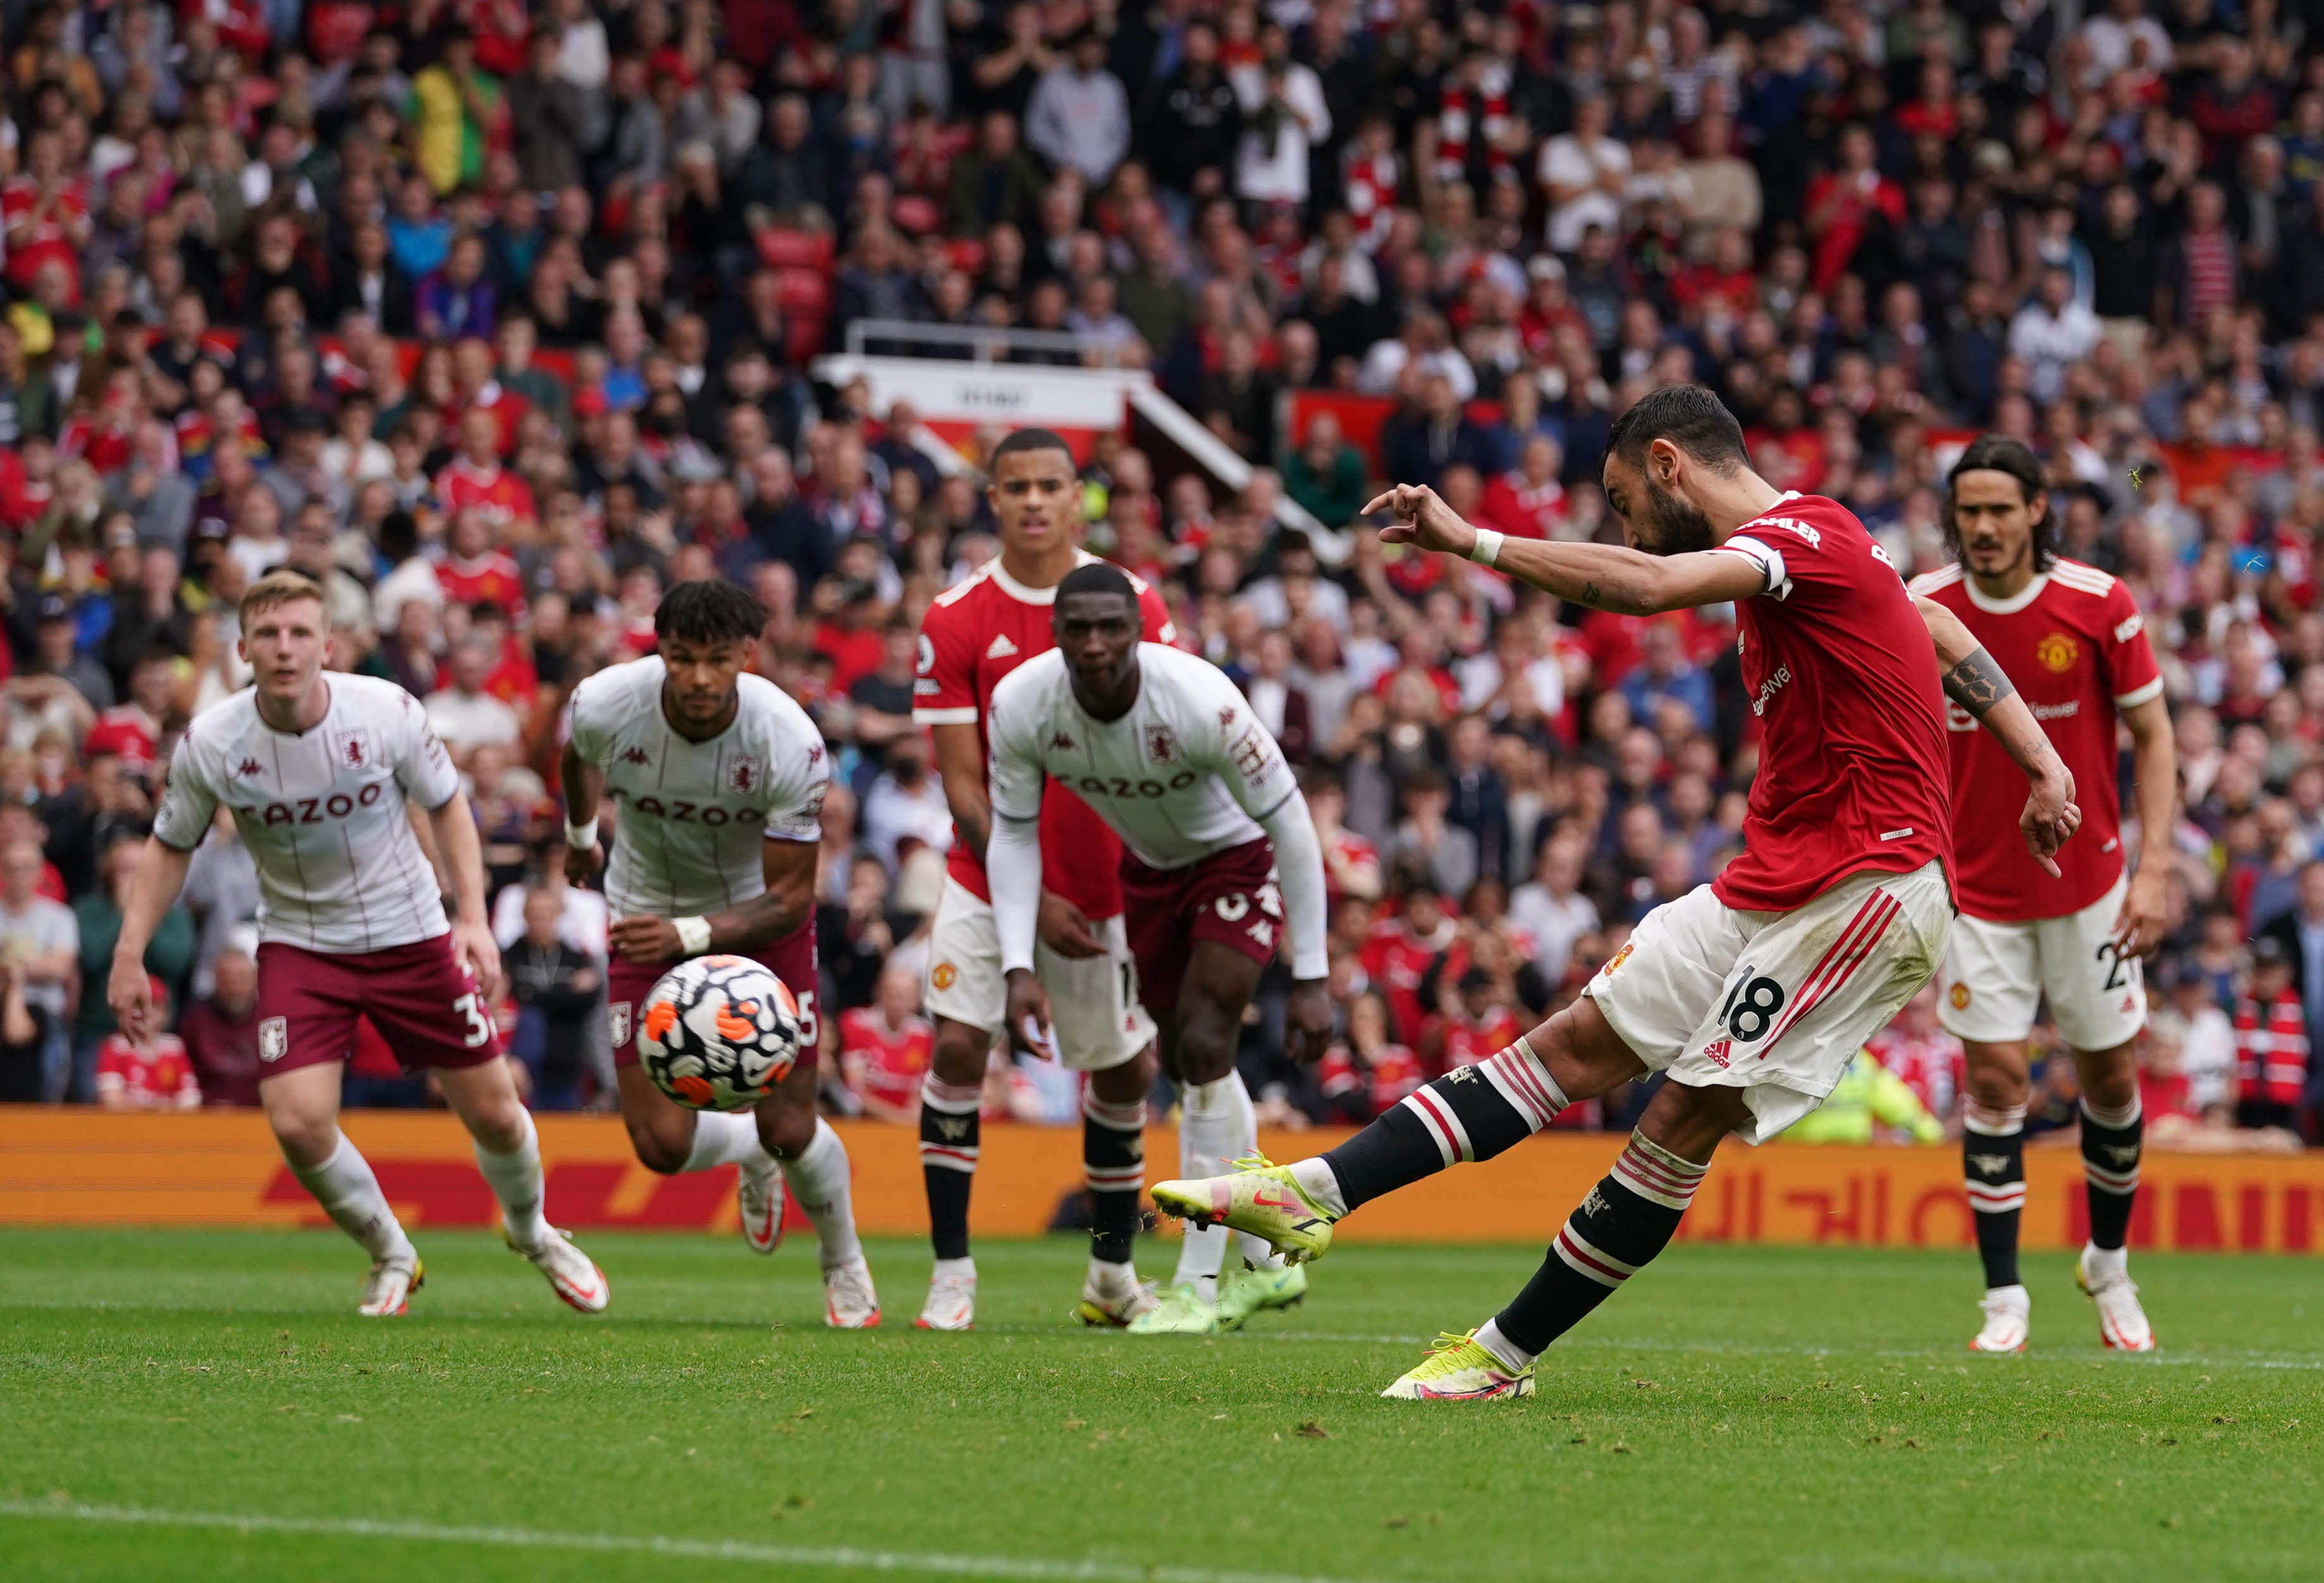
[1718, 969, 1788, 1044]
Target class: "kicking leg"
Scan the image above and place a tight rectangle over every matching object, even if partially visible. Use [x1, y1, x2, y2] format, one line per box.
[2072, 1041, 2154, 1350]
[758, 1061, 878, 1328]
[916, 1014, 989, 1329]
[1155, 996, 1646, 1262]
[1382, 1079, 1735, 1401]
[439, 1058, 608, 1313]
[263, 1062, 421, 1315]
[617, 1065, 787, 1252]
[1960, 1039, 2031, 1353]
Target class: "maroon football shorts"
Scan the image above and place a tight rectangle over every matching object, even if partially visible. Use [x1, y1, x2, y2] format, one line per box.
[608, 920, 818, 1069]
[254, 933, 503, 1078]
[1119, 836, 1282, 1013]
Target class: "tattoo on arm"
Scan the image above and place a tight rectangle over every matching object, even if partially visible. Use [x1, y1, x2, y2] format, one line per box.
[1579, 581, 1599, 608]
[1941, 648, 2016, 718]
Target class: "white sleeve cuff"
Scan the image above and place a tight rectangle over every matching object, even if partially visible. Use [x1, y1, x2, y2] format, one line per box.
[913, 707, 979, 725]
[2112, 677, 2164, 709]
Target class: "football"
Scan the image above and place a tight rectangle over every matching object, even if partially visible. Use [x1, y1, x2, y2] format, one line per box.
[634, 955, 804, 1111]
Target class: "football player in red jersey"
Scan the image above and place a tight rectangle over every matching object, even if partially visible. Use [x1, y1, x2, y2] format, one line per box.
[911, 428, 1176, 1331]
[1911, 436, 2176, 1354]
[1156, 386, 2082, 1400]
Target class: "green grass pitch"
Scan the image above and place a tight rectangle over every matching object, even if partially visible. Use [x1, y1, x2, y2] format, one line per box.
[2, 1228, 2318, 1582]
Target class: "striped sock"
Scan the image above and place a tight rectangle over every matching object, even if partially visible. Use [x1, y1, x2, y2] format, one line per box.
[1083, 1091, 1146, 1267]
[2079, 1094, 2143, 1253]
[1964, 1099, 2027, 1289]
[918, 1073, 982, 1262]
[1490, 1132, 1708, 1361]
[1319, 1036, 1568, 1212]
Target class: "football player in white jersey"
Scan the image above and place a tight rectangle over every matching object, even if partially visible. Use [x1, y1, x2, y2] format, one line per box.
[110, 571, 607, 1317]
[987, 563, 1336, 1335]
[561, 578, 877, 1327]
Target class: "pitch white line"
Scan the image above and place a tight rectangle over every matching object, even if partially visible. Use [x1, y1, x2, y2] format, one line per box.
[0, 1501, 1380, 1583]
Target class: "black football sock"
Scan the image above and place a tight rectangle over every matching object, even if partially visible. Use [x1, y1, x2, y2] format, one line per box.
[1321, 1037, 1568, 1212]
[2079, 1094, 2143, 1252]
[1487, 1132, 1707, 1361]
[1963, 1100, 2027, 1288]
[918, 1073, 981, 1262]
[1083, 1091, 1146, 1266]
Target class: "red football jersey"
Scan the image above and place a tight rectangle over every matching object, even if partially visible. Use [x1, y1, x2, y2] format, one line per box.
[95, 1032, 199, 1108]
[1436, 1004, 1523, 1077]
[1360, 919, 1448, 1046]
[1319, 1041, 1425, 1117]
[1867, 1026, 1965, 1119]
[437, 458, 539, 531]
[1910, 559, 2162, 922]
[914, 551, 1174, 919]
[438, 549, 528, 618]
[82, 704, 161, 767]
[2, 176, 87, 293]
[1707, 492, 1953, 912]
[840, 1005, 933, 1113]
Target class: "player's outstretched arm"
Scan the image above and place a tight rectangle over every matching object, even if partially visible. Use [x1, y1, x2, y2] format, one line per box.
[1364, 482, 1767, 613]
[1914, 596, 2082, 878]
[426, 788, 505, 999]
[108, 836, 195, 1044]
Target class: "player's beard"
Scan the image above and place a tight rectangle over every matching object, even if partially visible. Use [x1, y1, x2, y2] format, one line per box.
[1641, 474, 1716, 556]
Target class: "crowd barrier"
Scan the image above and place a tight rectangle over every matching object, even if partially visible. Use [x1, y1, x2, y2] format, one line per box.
[3, 1109, 2319, 1253]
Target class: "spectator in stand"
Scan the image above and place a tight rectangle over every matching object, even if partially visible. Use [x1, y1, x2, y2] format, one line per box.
[424, 635, 524, 756]
[92, 979, 200, 1110]
[839, 966, 933, 1124]
[1317, 990, 1423, 1123]
[2235, 937, 2309, 1134]
[1024, 30, 1129, 187]
[505, 886, 599, 1111]
[176, 941, 262, 1107]
[0, 952, 53, 1103]
[73, 826, 195, 1100]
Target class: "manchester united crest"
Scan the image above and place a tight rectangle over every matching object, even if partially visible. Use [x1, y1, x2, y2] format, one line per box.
[1949, 982, 1972, 1010]
[2036, 632, 2079, 673]
[932, 961, 957, 991]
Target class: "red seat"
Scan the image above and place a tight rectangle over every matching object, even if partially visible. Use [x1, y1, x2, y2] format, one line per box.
[757, 228, 835, 271]
[944, 238, 986, 277]
[785, 314, 826, 364]
[892, 194, 940, 235]
[776, 267, 830, 316]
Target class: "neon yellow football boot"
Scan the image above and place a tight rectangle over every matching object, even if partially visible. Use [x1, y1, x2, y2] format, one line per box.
[1124, 1282, 1223, 1336]
[1379, 1330, 1536, 1401]
[1149, 1155, 1337, 1266]
[1216, 1259, 1308, 1331]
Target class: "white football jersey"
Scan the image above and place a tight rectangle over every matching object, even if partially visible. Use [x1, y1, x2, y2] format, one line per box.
[566, 657, 830, 918]
[987, 644, 1299, 872]
[154, 675, 458, 953]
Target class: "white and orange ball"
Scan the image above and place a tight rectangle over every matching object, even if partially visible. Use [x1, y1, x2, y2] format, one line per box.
[636, 955, 804, 1111]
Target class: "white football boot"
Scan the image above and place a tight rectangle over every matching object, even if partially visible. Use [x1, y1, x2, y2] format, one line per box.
[2077, 1248, 2156, 1351]
[823, 1254, 881, 1328]
[357, 1254, 423, 1316]
[1076, 1261, 1158, 1327]
[738, 1159, 787, 1254]
[510, 1225, 610, 1314]
[1969, 1285, 2029, 1354]
[916, 1257, 976, 1330]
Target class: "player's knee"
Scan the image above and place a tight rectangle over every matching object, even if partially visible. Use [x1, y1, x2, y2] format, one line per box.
[756, 1102, 817, 1159]
[1169, 1014, 1236, 1084]
[626, 1117, 692, 1175]
[1090, 1044, 1156, 1104]
[267, 1111, 339, 1169]
[465, 1103, 529, 1155]
[2077, 1046, 2138, 1111]
[931, 1025, 990, 1087]
[1965, 1062, 2030, 1111]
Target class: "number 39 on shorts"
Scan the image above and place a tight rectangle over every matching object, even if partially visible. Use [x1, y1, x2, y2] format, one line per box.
[1718, 969, 1788, 1044]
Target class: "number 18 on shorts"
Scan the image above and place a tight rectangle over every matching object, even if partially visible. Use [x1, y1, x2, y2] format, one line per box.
[1585, 861, 1955, 1142]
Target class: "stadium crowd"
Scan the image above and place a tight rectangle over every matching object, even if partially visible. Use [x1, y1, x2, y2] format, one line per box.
[0, 0, 2318, 1151]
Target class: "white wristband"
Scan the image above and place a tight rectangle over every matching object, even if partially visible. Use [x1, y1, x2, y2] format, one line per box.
[563, 817, 599, 851]
[1466, 529, 1504, 568]
[673, 916, 713, 956]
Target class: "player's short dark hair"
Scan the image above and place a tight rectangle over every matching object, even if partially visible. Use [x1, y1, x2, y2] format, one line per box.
[654, 577, 768, 647]
[1055, 560, 1137, 613]
[990, 427, 1074, 472]
[1945, 433, 2057, 572]
[1602, 384, 1750, 475]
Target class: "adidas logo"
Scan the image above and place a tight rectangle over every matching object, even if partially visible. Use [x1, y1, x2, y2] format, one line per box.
[987, 634, 1019, 658]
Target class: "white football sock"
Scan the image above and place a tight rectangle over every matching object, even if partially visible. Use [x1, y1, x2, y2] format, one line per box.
[473, 1107, 554, 1254]
[1174, 1073, 1260, 1294]
[2082, 1242, 2128, 1285]
[683, 1108, 779, 1176]
[1289, 1156, 1350, 1218]
[780, 1118, 863, 1270]
[290, 1132, 414, 1264]
[931, 1255, 976, 1282]
[1474, 1317, 1535, 1371]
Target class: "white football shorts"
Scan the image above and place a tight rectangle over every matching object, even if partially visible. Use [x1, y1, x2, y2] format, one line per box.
[1935, 873, 2145, 1052]
[1584, 860, 1955, 1143]
[921, 877, 1155, 1072]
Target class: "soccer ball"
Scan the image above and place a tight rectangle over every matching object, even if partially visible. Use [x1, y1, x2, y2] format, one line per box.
[636, 955, 804, 1111]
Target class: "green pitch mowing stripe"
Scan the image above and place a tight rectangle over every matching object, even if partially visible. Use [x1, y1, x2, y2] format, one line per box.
[3, 1230, 2321, 1583]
